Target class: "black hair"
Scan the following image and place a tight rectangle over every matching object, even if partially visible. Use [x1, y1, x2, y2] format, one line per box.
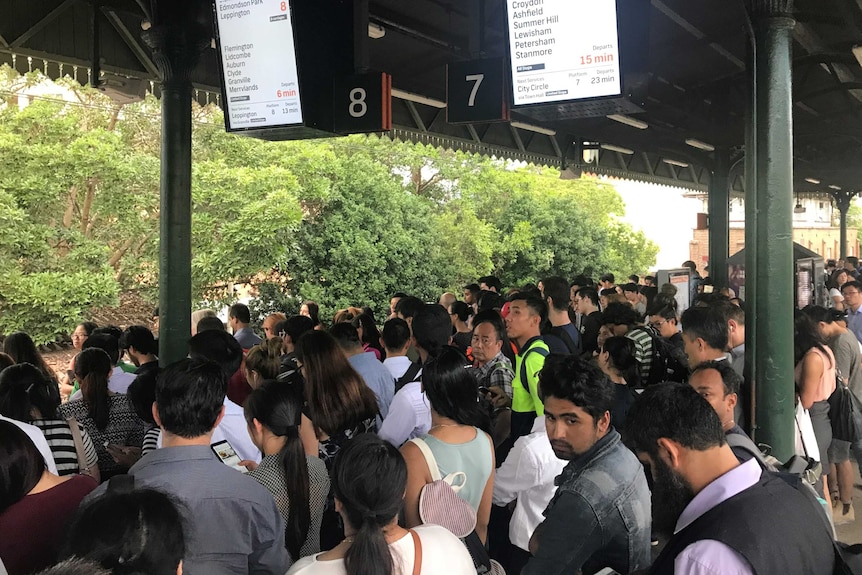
[509, 293, 548, 323]
[576, 286, 600, 307]
[601, 302, 641, 329]
[842, 280, 862, 294]
[195, 316, 226, 333]
[155, 358, 227, 438]
[93, 325, 122, 340]
[301, 301, 321, 326]
[622, 282, 639, 293]
[628, 275, 640, 284]
[0, 420, 45, 514]
[542, 276, 571, 312]
[78, 322, 99, 336]
[478, 275, 502, 292]
[690, 360, 741, 396]
[82, 333, 120, 366]
[450, 301, 471, 322]
[623, 382, 726, 458]
[351, 314, 384, 357]
[394, 296, 425, 320]
[794, 311, 833, 366]
[229, 303, 252, 324]
[74, 348, 113, 431]
[330, 322, 362, 348]
[477, 290, 505, 312]
[599, 272, 615, 284]
[472, 309, 516, 365]
[187, 329, 243, 377]
[680, 305, 728, 351]
[119, 325, 157, 356]
[538, 354, 616, 423]
[804, 304, 847, 326]
[422, 347, 491, 433]
[126, 367, 159, 425]
[282, 315, 315, 342]
[571, 275, 592, 288]
[381, 318, 411, 350]
[3, 332, 57, 387]
[332, 434, 407, 575]
[0, 363, 60, 421]
[63, 488, 185, 575]
[411, 303, 452, 360]
[463, 283, 481, 296]
[244, 382, 310, 560]
[646, 303, 677, 322]
[601, 337, 642, 388]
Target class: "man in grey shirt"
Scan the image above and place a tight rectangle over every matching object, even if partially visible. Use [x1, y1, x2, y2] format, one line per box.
[86, 358, 289, 574]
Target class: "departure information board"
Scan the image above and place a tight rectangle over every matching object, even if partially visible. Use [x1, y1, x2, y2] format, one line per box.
[506, 0, 622, 106]
[213, 0, 304, 131]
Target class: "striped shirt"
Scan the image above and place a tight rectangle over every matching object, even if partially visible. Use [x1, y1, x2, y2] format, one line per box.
[58, 394, 145, 477]
[626, 327, 655, 383]
[248, 454, 330, 559]
[31, 418, 98, 476]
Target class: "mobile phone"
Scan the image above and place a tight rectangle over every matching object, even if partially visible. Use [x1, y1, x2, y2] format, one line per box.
[211, 440, 248, 473]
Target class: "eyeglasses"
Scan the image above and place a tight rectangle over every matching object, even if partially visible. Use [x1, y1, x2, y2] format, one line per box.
[649, 320, 667, 329]
[843, 290, 860, 296]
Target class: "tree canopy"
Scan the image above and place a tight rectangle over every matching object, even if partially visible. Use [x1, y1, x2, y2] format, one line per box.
[0, 67, 657, 341]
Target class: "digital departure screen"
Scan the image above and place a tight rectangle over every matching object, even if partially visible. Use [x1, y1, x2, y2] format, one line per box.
[507, 0, 622, 106]
[213, 0, 304, 131]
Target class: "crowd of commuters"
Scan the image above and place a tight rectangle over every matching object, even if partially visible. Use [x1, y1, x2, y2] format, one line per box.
[0, 264, 855, 575]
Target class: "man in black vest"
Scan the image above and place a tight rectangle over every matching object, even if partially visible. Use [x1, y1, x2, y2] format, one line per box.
[625, 383, 835, 575]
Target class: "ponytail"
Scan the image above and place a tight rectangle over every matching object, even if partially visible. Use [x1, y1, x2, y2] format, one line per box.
[344, 512, 393, 575]
[74, 349, 112, 431]
[279, 426, 310, 559]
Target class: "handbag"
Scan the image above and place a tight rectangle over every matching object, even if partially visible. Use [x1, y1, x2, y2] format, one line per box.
[828, 369, 862, 442]
[66, 417, 95, 478]
[408, 438, 504, 575]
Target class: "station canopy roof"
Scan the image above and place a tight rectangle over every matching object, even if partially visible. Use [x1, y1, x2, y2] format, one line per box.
[3, 0, 862, 193]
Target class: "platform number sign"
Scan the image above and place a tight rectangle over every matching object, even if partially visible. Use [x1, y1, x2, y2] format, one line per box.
[333, 72, 392, 134]
[447, 58, 509, 124]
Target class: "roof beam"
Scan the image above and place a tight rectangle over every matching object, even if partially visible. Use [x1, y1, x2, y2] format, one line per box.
[793, 21, 862, 104]
[11, 0, 78, 48]
[102, 9, 158, 77]
[651, 0, 745, 70]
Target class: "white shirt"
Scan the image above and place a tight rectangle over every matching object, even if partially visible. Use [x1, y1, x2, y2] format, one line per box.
[1, 415, 58, 474]
[383, 355, 413, 380]
[378, 381, 430, 447]
[492, 416, 566, 551]
[69, 366, 138, 401]
[286, 524, 474, 575]
[156, 398, 262, 464]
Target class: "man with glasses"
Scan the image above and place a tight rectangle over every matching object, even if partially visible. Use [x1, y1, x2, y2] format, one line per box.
[841, 280, 862, 344]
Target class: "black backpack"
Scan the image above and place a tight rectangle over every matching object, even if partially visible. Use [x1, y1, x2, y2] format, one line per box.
[630, 326, 689, 386]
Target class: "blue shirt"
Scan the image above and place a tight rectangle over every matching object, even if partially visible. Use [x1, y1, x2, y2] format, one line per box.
[847, 306, 862, 346]
[349, 351, 395, 421]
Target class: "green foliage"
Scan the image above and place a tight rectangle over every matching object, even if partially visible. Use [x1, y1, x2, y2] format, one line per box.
[0, 67, 659, 338]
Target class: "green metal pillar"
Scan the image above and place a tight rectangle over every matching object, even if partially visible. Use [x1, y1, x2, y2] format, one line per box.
[749, 0, 796, 460]
[833, 191, 856, 260]
[708, 148, 731, 288]
[142, 2, 208, 366]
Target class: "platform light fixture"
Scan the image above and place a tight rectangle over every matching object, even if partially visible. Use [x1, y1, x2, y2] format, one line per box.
[601, 143, 634, 154]
[663, 158, 689, 168]
[685, 138, 715, 152]
[368, 23, 386, 39]
[392, 89, 446, 109]
[511, 121, 557, 136]
[829, 185, 842, 190]
[853, 45, 862, 68]
[804, 177, 820, 185]
[606, 114, 648, 130]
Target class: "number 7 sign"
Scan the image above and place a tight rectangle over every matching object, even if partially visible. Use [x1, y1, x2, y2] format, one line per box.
[447, 58, 509, 124]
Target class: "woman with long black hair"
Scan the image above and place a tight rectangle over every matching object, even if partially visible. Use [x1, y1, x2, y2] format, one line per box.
[596, 336, 641, 430]
[286, 434, 474, 575]
[401, 347, 495, 543]
[58, 348, 144, 479]
[244, 382, 330, 560]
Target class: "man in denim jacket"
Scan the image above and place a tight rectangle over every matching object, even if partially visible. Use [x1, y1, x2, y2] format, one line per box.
[523, 355, 652, 575]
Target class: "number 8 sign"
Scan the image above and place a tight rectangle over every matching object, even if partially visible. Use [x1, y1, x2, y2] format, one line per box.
[333, 73, 392, 134]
